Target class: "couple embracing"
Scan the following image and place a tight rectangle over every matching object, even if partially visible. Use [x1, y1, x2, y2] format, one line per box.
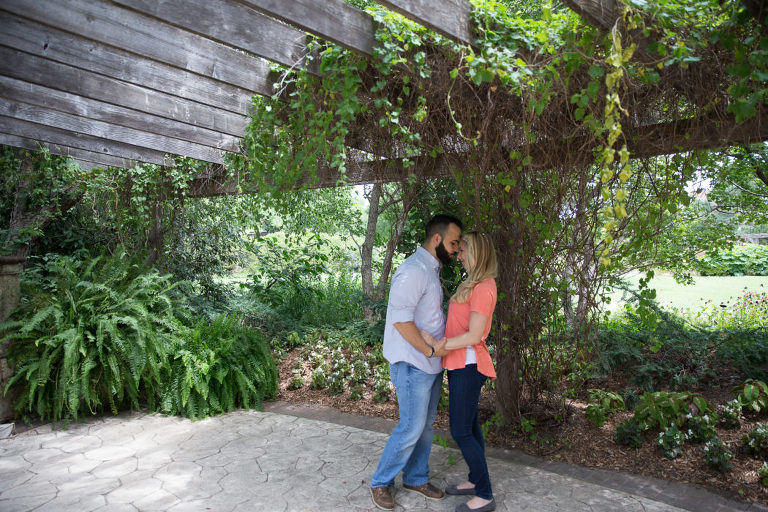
[370, 215, 498, 512]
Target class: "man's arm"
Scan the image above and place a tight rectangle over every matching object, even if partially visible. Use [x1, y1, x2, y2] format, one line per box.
[394, 321, 449, 357]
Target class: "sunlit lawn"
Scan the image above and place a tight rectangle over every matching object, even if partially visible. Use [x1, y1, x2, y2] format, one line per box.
[608, 274, 768, 312]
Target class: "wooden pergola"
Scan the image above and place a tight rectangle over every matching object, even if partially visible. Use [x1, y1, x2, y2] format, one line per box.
[0, 0, 478, 192]
[2, 0, 767, 196]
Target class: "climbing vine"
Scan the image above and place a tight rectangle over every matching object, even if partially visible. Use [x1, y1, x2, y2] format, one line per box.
[230, 0, 768, 421]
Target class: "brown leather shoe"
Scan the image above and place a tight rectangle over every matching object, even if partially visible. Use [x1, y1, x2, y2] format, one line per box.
[402, 482, 445, 499]
[371, 486, 394, 510]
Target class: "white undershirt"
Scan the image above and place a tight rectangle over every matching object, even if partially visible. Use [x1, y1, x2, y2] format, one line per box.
[465, 346, 477, 365]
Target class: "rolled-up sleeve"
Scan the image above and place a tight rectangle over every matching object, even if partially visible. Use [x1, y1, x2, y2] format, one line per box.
[386, 263, 426, 325]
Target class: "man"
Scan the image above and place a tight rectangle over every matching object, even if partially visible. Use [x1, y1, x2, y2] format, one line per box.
[370, 214, 463, 510]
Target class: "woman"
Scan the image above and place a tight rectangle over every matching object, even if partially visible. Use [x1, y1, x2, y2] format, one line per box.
[423, 231, 498, 512]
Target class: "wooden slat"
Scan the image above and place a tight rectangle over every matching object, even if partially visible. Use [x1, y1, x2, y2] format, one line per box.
[0, 116, 170, 165]
[242, 0, 377, 56]
[0, 0, 276, 94]
[0, 99, 225, 164]
[0, 47, 248, 138]
[0, 12, 259, 115]
[113, 0, 320, 74]
[0, 75, 241, 152]
[0, 133, 143, 170]
[376, 0, 473, 44]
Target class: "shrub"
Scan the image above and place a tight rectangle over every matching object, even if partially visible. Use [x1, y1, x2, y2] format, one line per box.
[585, 389, 625, 427]
[309, 364, 329, 390]
[373, 364, 391, 403]
[159, 315, 277, 420]
[744, 423, 768, 458]
[684, 412, 718, 444]
[718, 399, 742, 429]
[759, 462, 768, 486]
[2, 250, 185, 422]
[614, 419, 644, 449]
[734, 379, 768, 413]
[700, 245, 768, 276]
[634, 391, 714, 430]
[656, 424, 686, 459]
[703, 438, 734, 472]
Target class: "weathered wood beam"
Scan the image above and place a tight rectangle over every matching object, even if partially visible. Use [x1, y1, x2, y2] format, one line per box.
[560, 0, 620, 31]
[0, 48, 247, 138]
[0, 116, 170, 166]
[376, 0, 474, 45]
[0, 12, 261, 115]
[0, 75, 240, 153]
[0, 0, 275, 93]
[185, 153, 454, 197]
[113, 0, 320, 75]
[0, 133, 144, 170]
[0, 99, 226, 164]
[242, 0, 377, 56]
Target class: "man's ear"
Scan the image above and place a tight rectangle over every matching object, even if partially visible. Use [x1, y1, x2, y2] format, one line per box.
[431, 233, 443, 248]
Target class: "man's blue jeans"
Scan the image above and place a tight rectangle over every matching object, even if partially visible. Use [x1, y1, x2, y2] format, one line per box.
[370, 362, 443, 489]
[448, 364, 492, 500]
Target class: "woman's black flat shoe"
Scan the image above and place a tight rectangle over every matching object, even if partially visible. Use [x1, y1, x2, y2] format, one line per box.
[455, 498, 496, 512]
[445, 484, 476, 496]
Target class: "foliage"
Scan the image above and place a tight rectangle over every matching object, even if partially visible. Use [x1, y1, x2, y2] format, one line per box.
[759, 462, 768, 486]
[703, 438, 734, 473]
[700, 290, 768, 331]
[597, 303, 717, 391]
[700, 245, 768, 276]
[585, 388, 625, 427]
[613, 419, 644, 449]
[284, 327, 389, 402]
[743, 423, 768, 458]
[159, 315, 277, 420]
[656, 424, 686, 459]
[702, 144, 768, 227]
[734, 379, 768, 413]
[633, 391, 714, 430]
[597, 294, 768, 391]
[1, 249, 184, 422]
[683, 412, 718, 444]
[718, 399, 743, 429]
[0, 146, 83, 256]
[244, 231, 366, 327]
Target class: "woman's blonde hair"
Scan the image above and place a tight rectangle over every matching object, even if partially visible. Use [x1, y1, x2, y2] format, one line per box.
[451, 231, 498, 304]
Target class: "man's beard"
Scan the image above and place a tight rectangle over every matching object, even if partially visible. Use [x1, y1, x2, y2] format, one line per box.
[435, 239, 453, 266]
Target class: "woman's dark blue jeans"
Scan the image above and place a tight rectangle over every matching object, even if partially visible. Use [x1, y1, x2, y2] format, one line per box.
[447, 364, 492, 500]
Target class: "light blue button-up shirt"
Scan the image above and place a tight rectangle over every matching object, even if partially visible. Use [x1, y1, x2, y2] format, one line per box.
[382, 246, 445, 374]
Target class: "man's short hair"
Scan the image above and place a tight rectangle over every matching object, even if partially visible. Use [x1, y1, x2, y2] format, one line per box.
[425, 214, 463, 240]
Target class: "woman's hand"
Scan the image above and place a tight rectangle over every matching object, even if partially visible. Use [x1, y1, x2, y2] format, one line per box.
[420, 330, 437, 346]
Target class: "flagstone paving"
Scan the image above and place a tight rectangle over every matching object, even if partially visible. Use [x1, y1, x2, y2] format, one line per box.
[0, 403, 764, 511]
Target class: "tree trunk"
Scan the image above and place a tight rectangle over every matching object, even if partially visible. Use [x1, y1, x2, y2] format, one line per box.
[375, 182, 420, 300]
[360, 183, 381, 301]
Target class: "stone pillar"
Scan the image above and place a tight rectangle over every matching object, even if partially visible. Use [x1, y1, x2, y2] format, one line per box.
[0, 256, 25, 422]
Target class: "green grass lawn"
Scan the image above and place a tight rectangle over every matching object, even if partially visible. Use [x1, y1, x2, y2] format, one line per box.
[607, 274, 768, 312]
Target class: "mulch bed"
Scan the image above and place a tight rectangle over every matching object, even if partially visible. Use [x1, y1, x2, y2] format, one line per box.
[275, 347, 768, 506]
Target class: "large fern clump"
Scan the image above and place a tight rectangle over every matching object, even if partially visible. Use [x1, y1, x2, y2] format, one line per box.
[160, 314, 277, 420]
[1, 250, 187, 422]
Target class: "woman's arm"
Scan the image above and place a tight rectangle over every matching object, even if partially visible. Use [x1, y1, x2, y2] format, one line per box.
[444, 311, 488, 350]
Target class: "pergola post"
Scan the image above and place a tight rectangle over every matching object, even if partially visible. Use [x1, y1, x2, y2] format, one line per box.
[0, 255, 25, 422]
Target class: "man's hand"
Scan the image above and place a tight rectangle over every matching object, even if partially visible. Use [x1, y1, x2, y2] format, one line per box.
[420, 330, 437, 346]
[433, 337, 449, 357]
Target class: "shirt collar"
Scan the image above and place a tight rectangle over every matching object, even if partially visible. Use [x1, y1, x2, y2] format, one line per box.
[416, 246, 441, 271]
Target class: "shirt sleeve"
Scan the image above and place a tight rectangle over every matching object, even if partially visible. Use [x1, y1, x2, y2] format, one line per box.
[470, 281, 497, 318]
[386, 262, 427, 325]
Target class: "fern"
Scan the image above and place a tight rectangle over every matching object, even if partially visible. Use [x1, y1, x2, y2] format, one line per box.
[2, 249, 185, 423]
[160, 314, 277, 420]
